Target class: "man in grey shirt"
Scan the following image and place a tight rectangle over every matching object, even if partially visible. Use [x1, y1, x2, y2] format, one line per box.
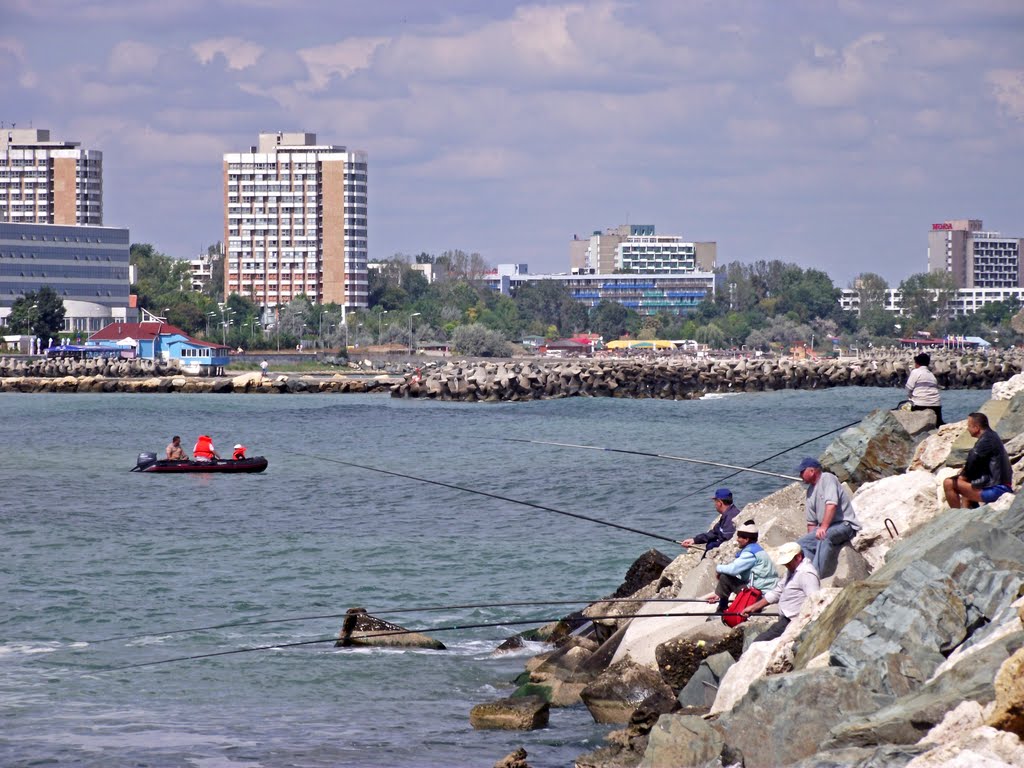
[795, 457, 861, 578]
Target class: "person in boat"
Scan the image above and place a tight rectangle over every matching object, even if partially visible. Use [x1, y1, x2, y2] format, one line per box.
[795, 457, 861, 579]
[232, 444, 247, 461]
[166, 435, 188, 461]
[193, 435, 220, 462]
[742, 541, 820, 643]
[678, 488, 740, 555]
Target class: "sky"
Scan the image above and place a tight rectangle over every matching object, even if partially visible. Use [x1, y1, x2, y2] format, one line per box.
[3, 0, 1023, 287]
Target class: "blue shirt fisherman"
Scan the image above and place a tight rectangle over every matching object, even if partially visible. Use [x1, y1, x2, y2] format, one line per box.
[679, 488, 741, 554]
[707, 521, 779, 616]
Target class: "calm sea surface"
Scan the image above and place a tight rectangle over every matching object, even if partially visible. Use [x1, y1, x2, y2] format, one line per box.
[0, 387, 986, 767]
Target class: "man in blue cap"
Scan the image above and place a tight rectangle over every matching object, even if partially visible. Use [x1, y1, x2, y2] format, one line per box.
[679, 488, 741, 555]
[795, 457, 861, 578]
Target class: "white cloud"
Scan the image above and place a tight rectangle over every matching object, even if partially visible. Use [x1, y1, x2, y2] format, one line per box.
[297, 38, 388, 90]
[108, 41, 162, 77]
[0, 37, 38, 88]
[987, 69, 1024, 120]
[192, 37, 264, 70]
[786, 33, 890, 108]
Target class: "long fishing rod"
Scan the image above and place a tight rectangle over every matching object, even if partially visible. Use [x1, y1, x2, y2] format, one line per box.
[503, 439, 801, 481]
[672, 419, 861, 504]
[84, 597, 719, 644]
[291, 452, 681, 544]
[104, 610, 778, 672]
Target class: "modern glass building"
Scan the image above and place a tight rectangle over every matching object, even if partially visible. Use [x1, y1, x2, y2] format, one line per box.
[0, 222, 132, 333]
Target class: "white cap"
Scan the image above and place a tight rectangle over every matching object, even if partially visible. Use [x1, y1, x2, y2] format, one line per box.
[234, 444, 244, 449]
[776, 542, 803, 565]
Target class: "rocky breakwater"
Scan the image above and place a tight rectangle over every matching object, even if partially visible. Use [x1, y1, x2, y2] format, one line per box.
[473, 377, 1024, 767]
[0, 354, 178, 379]
[0, 369, 401, 394]
[392, 351, 1024, 402]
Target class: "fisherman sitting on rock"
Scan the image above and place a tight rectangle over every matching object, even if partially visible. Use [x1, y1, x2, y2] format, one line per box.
[704, 521, 779, 617]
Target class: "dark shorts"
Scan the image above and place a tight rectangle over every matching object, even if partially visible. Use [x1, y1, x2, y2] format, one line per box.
[980, 484, 1013, 503]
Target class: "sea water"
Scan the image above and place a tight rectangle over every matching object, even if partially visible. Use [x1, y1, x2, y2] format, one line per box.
[0, 388, 986, 767]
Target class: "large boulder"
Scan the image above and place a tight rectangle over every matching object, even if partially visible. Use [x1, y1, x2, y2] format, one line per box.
[334, 611, 445, 650]
[849, 470, 943, 571]
[986, 646, 1024, 737]
[676, 651, 736, 709]
[714, 668, 888, 768]
[638, 714, 725, 768]
[654, 625, 744, 691]
[820, 409, 925, 491]
[580, 660, 676, 724]
[470, 695, 549, 730]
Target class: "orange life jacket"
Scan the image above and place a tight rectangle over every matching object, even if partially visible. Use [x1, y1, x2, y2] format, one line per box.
[233, 447, 246, 460]
[194, 435, 215, 460]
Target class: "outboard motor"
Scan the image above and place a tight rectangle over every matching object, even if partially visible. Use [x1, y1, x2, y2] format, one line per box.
[134, 451, 158, 472]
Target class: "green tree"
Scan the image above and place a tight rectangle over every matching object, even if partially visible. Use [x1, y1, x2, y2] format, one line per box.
[451, 322, 512, 357]
[7, 286, 66, 344]
[899, 272, 957, 330]
[591, 300, 636, 340]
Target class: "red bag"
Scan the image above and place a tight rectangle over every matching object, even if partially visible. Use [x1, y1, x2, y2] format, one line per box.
[723, 587, 763, 627]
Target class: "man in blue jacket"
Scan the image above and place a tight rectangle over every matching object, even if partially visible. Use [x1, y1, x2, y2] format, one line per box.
[705, 521, 779, 616]
[679, 488, 741, 555]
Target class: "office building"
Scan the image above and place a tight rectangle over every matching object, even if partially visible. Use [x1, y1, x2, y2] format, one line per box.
[485, 264, 715, 316]
[0, 128, 103, 225]
[224, 132, 368, 309]
[928, 219, 1024, 288]
[570, 224, 716, 275]
[0, 222, 133, 333]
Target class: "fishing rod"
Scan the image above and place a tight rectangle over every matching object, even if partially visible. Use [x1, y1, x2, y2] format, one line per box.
[503, 439, 802, 481]
[671, 419, 861, 504]
[84, 597, 719, 644]
[291, 452, 681, 544]
[103, 610, 779, 672]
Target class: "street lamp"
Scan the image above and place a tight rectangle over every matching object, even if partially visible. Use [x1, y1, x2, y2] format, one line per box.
[162, 307, 170, 322]
[408, 312, 421, 351]
[378, 310, 388, 344]
[320, 311, 329, 349]
[250, 319, 259, 346]
[206, 312, 216, 337]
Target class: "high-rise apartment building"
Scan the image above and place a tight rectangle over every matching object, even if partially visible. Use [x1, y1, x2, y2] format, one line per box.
[0, 128, 103, 225]
[223, 132, 368, 309]
[927, 219, 1024, 288]
[569, 224, 716, 275]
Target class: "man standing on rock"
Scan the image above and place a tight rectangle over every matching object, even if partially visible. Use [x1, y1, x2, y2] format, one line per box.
[678, 488, 740, 556]
[943, 412, 1013, 509]
[795, 457, 861, 579]
[742, 542, 820, 643]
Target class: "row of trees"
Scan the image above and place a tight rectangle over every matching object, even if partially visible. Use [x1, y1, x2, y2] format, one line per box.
[7, 244, 1007, 357]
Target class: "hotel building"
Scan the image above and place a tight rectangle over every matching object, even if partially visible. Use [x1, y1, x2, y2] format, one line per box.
[224, 132, 368, 310]
[569, 224, 716, 275]
[0, 128, 103, 226]
[927, 219, 1023, 289]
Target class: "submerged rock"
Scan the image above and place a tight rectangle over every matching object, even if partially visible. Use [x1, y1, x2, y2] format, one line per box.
[470, 695, 549, 730]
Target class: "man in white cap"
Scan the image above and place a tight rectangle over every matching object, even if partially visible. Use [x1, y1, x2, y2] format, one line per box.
[795, 457, 860, 578]
[704, 520, 779, 616]
[232, 444, 247, 461]
[741, 541, 820, 643]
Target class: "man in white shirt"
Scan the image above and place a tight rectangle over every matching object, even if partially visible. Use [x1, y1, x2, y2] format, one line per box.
[742, 542, 820, 643]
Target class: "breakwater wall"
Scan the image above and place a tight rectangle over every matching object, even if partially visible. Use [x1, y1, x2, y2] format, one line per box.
[0, 355, 178, 379]
[0, 371, 399, 394]
[393, 351, 1024, 401]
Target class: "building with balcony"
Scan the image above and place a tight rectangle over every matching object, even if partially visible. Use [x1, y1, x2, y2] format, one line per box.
[569, 224, 716, 275]
[927, 219, 1023, 288]
[224, 132, 368, 309]
[0, 128, 103, 225]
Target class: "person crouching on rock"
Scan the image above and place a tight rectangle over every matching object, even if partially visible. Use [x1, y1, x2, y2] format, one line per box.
[678, 488, 741, 556]
[704, 521, 779, 616]
[742, 542, 820, 643]
[943, 412, 1013, 509]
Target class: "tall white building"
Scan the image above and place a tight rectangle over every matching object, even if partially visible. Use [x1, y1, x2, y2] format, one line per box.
[223, 132, 368, 309]
[569, 224, 716, 275]
[0, 128, 103, 225]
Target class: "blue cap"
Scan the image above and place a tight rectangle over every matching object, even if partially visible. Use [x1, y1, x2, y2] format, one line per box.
[712, 488, 733, 501]
[797, 457, 822, 473]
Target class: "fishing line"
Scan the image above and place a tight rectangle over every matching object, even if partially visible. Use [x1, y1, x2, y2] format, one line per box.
[103, 610, 779, 672]
[84, 598, 718, 644]
[503, 439, 801, 481]
[664, 418, 862, 508]
[291, 452, 681, 544]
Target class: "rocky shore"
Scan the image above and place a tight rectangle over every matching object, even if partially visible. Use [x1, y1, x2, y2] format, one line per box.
[394, 350, 1024, 401]
[473, 374, 1024, 768]
[3, 350, 1023, 401]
